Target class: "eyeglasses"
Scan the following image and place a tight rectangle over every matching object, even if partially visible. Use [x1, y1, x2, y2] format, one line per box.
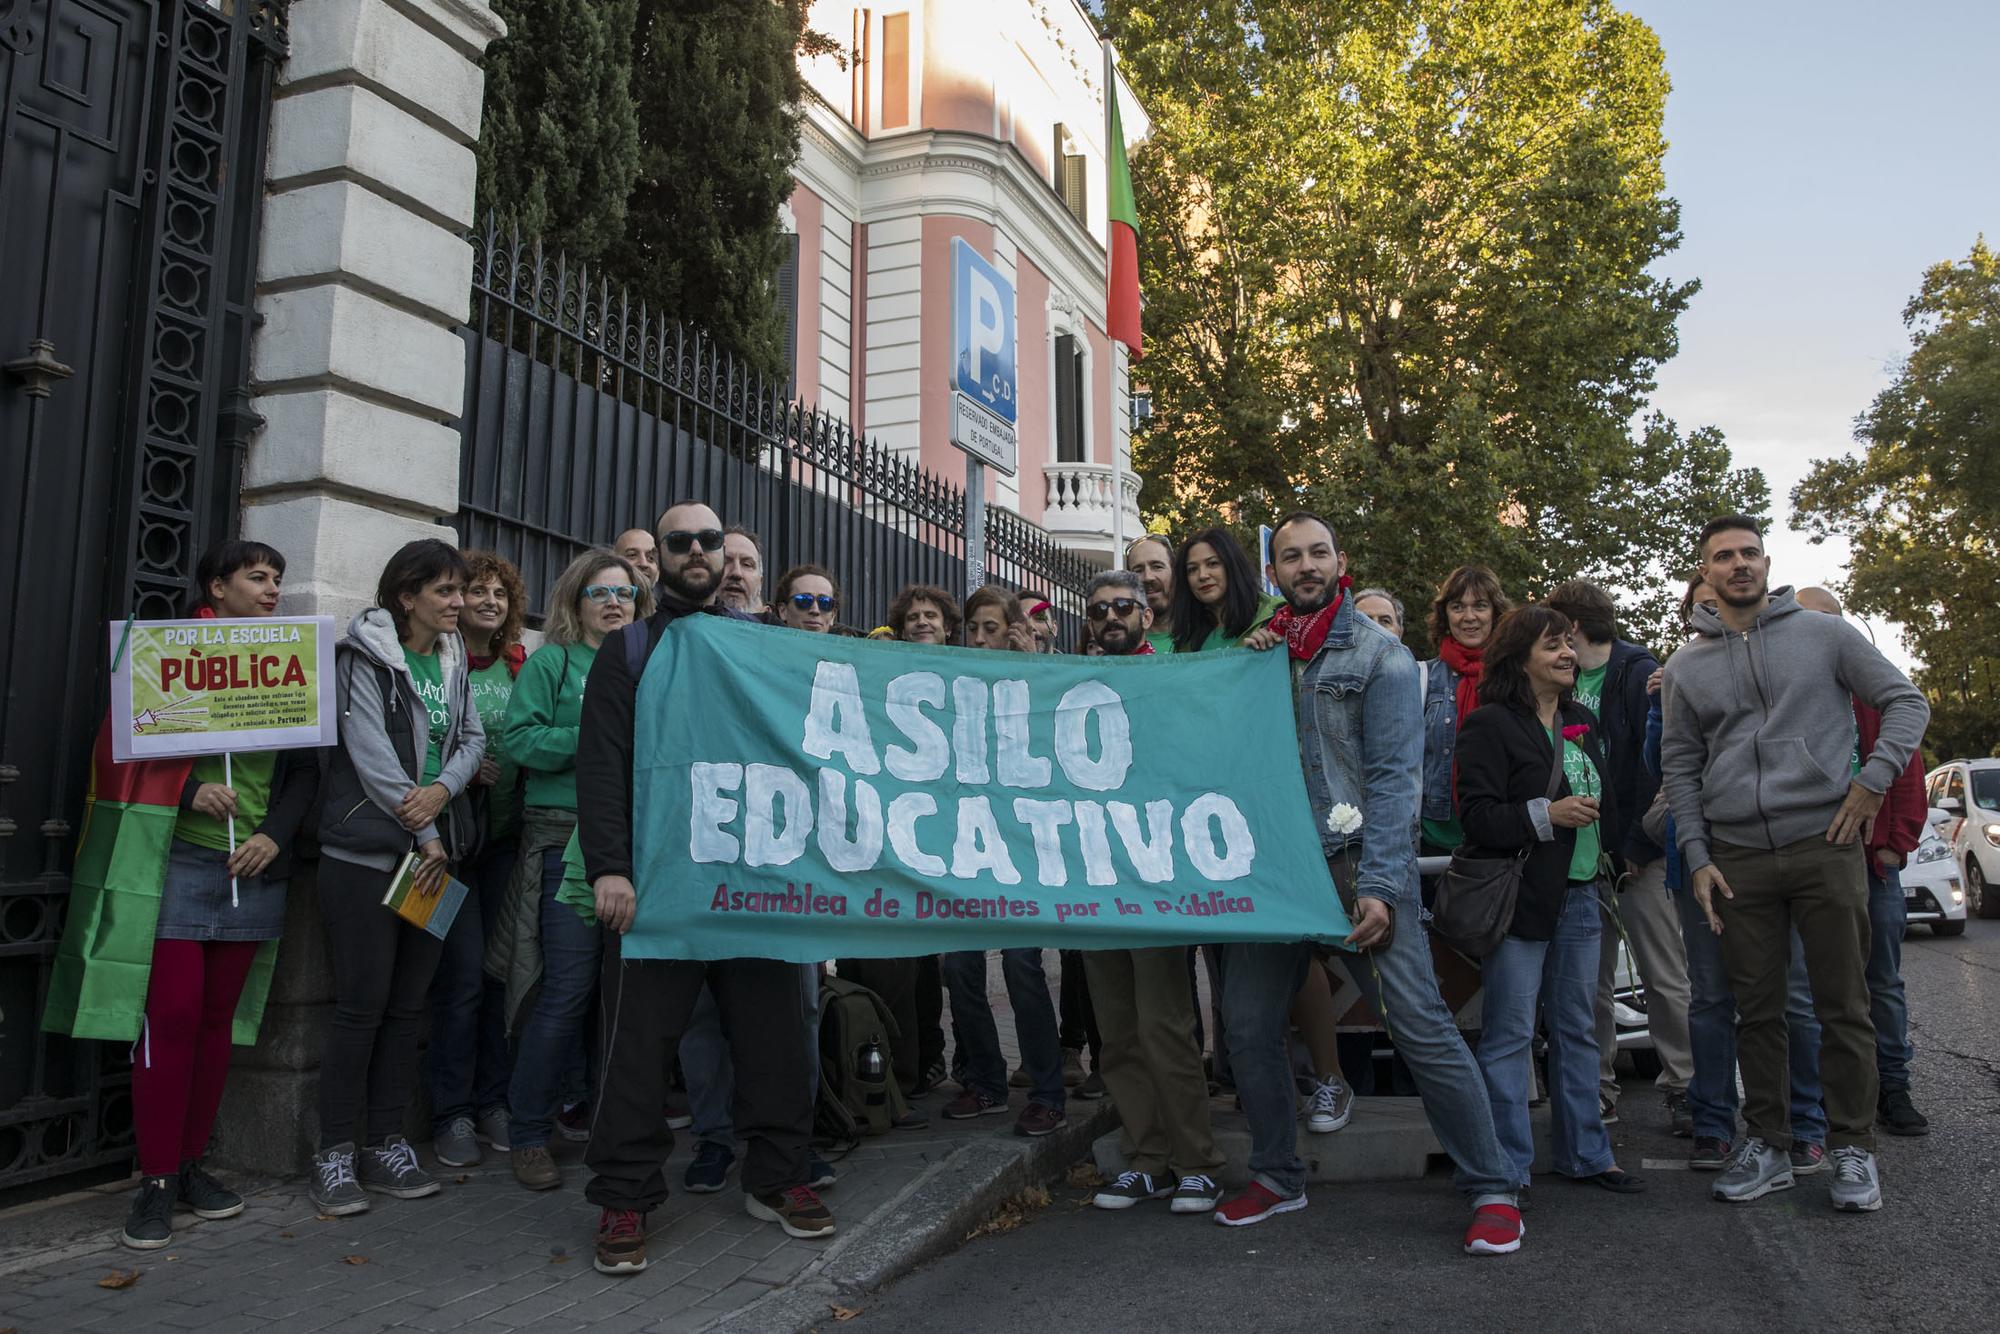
[789, 593, 838, 612]
[584, 584, 638, 604]
[1086, 598, 1143, 621]
[661, 528, 725, 555]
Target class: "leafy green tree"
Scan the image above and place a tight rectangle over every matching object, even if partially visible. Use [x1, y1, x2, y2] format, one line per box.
[1794, 240, 2000, 761]
[1104, 0, 1766, 652]
[609, 0, 816, 378]
[475, 0, 642, 262]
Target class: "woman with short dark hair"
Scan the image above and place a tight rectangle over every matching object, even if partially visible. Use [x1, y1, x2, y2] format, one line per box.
[1169, 527, 1278, 654]
[46, 541, 318, 1250]
[311, 538, 485, 1215]
[1456, 605, 1640, 1197]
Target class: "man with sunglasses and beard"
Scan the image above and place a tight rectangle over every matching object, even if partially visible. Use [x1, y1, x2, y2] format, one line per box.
[1232, 511, 1523, 1253]
[575, 501, 834, 1276]
[1078, 572, 1228, 1217]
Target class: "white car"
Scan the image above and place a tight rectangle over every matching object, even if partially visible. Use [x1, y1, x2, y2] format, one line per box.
[1925, 760, 2000, 919]
[1906, 813, 1967, 936]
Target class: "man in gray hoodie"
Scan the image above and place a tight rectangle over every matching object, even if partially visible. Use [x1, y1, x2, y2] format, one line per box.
[1660, 515, 1929, 1214]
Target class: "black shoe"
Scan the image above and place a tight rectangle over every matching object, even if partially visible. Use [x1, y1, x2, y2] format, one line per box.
[1878, 1089, 1930, 1137]
[177, 1159, 245, 1219]
[121, 1176, 177, 1250]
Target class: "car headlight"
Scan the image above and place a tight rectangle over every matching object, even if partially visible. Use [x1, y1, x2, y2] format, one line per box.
[1916, 839, 1951, 863]
[1984, 822, 2000, 848]
[1950, 886, 1965, 905]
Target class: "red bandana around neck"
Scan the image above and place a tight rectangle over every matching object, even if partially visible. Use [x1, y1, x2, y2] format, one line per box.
[1267, 575, 1353, 660]
[1436, 634, 1486, 729]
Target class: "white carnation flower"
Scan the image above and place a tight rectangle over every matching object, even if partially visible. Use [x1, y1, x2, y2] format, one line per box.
[1327, 803, 1364, 837]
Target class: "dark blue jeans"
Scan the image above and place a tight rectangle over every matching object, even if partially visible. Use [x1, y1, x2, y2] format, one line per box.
[1866, 862, 1913, 1093]
[942, 949, 1064, 1109]
[425, 836, 516, 1128]
[506, 847, 604, 1148]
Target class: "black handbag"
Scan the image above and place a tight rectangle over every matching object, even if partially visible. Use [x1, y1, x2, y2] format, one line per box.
[1430, 734, 1565, 958]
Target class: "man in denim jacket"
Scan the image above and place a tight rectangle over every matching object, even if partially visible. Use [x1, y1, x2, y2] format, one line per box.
[1223, 511, 1522, 1254]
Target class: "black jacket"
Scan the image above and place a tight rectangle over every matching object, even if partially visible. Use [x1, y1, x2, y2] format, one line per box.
[1455, 699, 1622, 941]
[576, 598, 757, 886]
[1597, 639, 1662, 867]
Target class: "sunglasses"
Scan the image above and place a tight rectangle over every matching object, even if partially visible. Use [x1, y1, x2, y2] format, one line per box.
[661, 528, 725, 555]
[1085, 597, 1143, 621]
[584, 584, 638, 604]
[789, 593, 838, 613]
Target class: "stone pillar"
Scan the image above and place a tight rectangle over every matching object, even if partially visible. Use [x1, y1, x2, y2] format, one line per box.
[217, 0, 505, 1174]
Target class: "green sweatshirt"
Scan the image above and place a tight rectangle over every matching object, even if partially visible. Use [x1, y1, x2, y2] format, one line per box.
[504, 641, 597, 812]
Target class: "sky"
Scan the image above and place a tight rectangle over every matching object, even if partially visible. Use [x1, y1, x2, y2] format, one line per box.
[1626, 0, 2000, 670]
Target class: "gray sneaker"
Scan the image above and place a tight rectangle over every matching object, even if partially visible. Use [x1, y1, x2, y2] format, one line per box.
[475, 1106, 511, 1152]
[1712, 1138, 1794, 1203]
[432, 1115, 480, 1168]
[1828, 1146, 1883, 1213]
[360, 1136, 442, 1199]
[310, 1143, 369, 1216]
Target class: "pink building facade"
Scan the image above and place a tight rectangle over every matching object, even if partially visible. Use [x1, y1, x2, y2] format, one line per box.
[786, 0, 1146, 565]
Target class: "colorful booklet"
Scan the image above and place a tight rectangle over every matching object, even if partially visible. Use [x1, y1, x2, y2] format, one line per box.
[381, 849, 469, 939]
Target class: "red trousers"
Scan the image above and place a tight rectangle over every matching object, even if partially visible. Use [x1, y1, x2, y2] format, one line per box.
[132, 938, 259, 1176]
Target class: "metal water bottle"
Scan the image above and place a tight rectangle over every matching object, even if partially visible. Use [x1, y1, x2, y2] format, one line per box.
[859, 1038, 888, 1114]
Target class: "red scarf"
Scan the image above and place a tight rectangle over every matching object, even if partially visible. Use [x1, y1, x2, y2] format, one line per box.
[1265, 576, 1352, 660]
[1436, 633, 1485, 730]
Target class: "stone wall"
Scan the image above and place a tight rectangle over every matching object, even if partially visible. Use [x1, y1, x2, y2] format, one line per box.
[217, 0, 506, 1174]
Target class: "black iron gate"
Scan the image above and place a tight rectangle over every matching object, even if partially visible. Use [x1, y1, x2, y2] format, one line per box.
[0, 0, 285, 1190]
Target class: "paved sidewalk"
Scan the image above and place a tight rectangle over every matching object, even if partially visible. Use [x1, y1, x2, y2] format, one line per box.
[0, 956, 1109, 1334]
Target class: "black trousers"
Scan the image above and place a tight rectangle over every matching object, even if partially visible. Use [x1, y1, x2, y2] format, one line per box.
[1058, 949, 1101, 1062]
[316, 857, 445, 1149]
[584, 933, 812, 1210]
[915, 953, 947, 1070]
[837, 956, 919, 1092]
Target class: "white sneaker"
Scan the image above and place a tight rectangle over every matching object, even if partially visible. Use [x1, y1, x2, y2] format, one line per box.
[1304, 1077, 1354, 1134]
[1829, 1146, 1883, 1213]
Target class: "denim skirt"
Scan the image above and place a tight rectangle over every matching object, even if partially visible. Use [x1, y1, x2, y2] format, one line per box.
[155, 838, 288, 942]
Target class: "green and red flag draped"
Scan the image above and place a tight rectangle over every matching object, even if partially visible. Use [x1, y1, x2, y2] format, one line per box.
[41, 719, 277, 1044]
[1106, 79, 1142, 355]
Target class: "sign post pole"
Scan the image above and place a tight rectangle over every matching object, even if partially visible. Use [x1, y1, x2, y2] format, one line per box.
[964, 458, 987, 599]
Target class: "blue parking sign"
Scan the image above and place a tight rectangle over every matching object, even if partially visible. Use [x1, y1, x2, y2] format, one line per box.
[952, 237, 1017, 425]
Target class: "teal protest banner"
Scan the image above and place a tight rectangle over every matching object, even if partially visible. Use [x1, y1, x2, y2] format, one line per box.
[624, 615, 1350, 962]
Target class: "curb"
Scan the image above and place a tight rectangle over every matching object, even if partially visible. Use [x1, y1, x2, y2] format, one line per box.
[705, 1098, 1119, 1334]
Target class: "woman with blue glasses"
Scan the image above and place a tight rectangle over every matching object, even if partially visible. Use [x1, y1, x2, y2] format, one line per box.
[775, 564, 840, 634]
[491, 548, 652, 1190]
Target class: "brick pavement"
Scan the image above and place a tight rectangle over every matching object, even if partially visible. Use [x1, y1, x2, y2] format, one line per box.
[0, 954, 1104, 1334]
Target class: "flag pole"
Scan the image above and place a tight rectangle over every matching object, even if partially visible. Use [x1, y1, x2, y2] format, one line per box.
[1103, 35, 1127, 571]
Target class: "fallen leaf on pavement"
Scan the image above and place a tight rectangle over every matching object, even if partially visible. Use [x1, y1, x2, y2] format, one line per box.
[550, 1255, 571, 1265]
[314, 1213, 339, 1223]
[98, 1270, 140, 1289]
[342, 1255, 370, 1265]
[278, 1231, 295, 1239]
[963, 1185, 1052, 1241]
[830, 1304, 862, 1321]
[454, 1175, 470, 1185]
[1064, 1163, 1105, 1189]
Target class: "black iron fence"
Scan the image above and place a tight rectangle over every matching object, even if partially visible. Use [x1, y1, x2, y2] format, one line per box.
[454, 223, 1097, 640]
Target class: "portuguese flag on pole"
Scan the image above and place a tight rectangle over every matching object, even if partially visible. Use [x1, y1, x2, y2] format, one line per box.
[1106, 64, 1142, 356]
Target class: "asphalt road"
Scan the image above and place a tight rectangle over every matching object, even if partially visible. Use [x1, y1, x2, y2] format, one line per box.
[847, 918, 2000, 1334]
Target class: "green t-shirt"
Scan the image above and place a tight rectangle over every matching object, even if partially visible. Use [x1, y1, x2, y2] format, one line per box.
[1421, 814, 1463, 855]
[470, 656, 519, 838]
[506, 641, 598, 811]
[1145, 629, 1176, 656]
[403, 646, 450, 786]
[1573, 662, 1608, 719]
[174, 751, 276, 851]
[1190, 592, 1283, 653]
[1559, 728, 1603, 882]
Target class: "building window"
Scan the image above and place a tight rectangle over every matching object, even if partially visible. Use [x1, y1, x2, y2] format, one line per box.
[1054, 333, 1086, 463]
[881, 13, 910, 128]
[776, 231, 800, 397]
[1051, 123, 1087, 226]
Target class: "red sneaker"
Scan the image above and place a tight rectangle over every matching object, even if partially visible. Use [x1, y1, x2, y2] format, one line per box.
[1463, 1203, 1524, 1256]
[1213, 1182, 1307, 1227]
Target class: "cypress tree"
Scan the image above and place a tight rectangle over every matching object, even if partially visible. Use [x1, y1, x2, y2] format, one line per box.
[475, 0, 642, 264]
[612, 0, 813, 378]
